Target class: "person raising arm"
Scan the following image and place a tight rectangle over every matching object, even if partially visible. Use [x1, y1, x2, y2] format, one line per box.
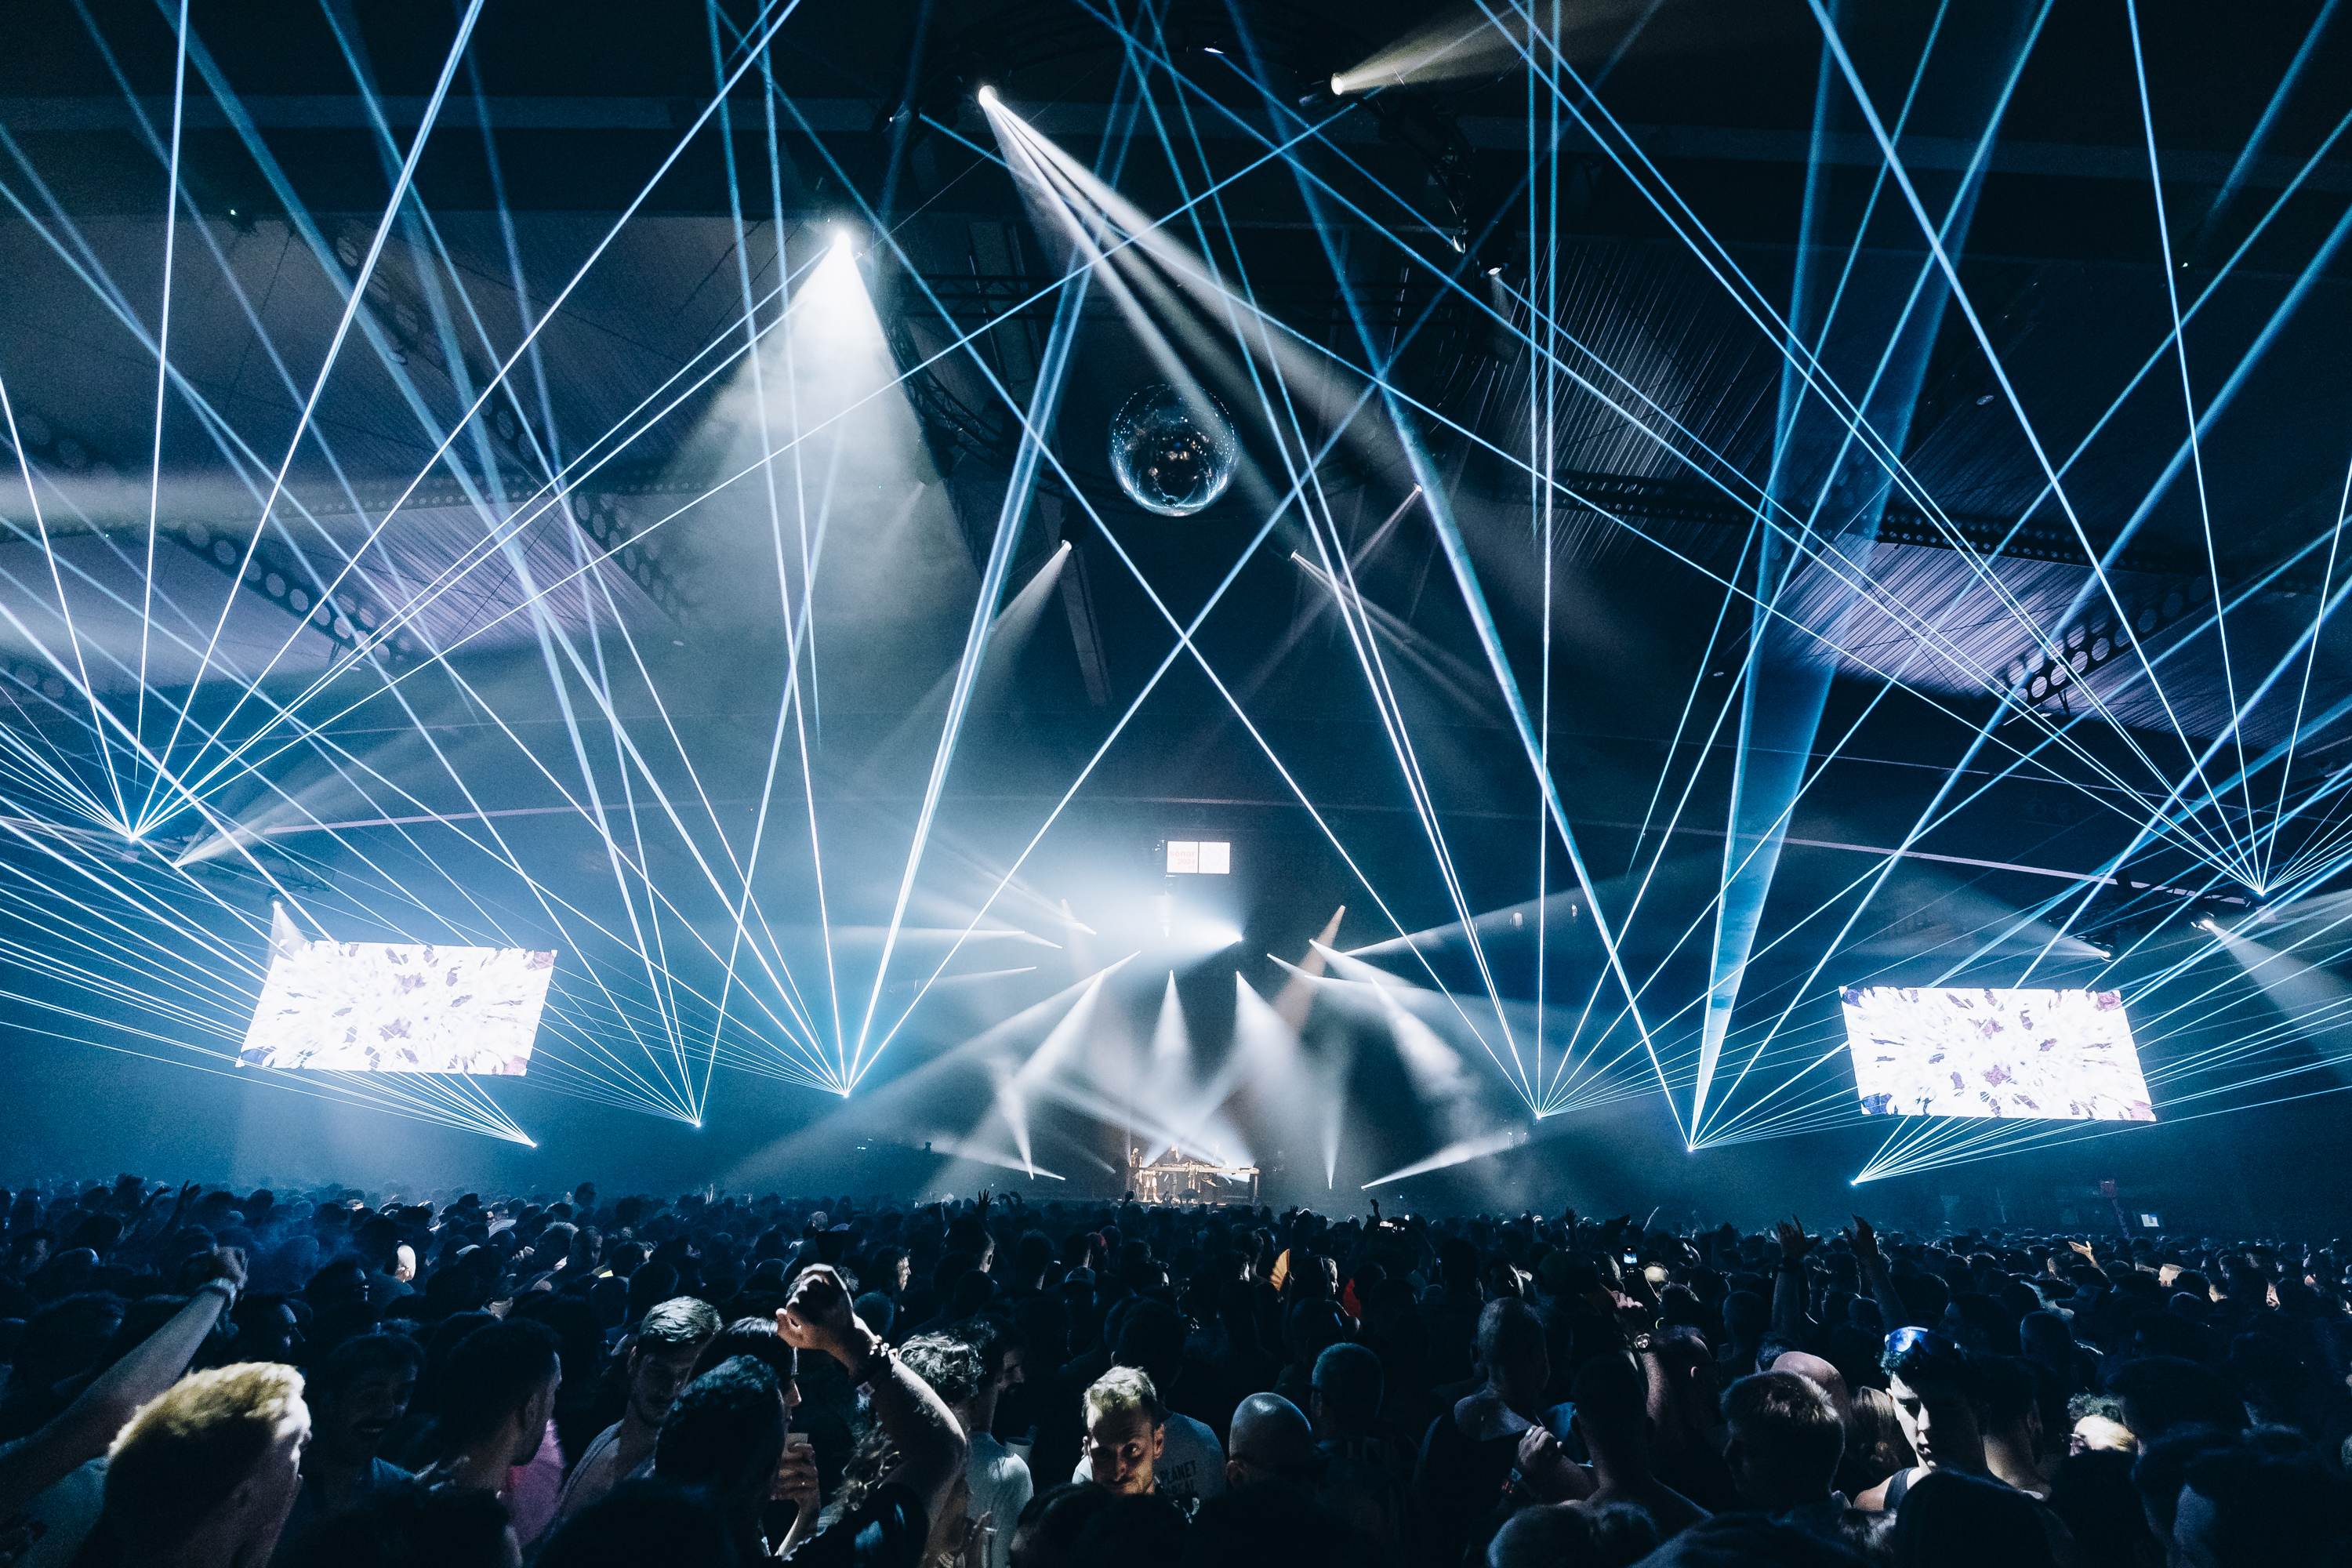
[0, 1246, 249, 1515]
[1844, 1218, 1916, 1333]
[776, 1265, 970, 1566]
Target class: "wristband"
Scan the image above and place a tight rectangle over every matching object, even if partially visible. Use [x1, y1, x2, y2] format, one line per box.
[851, 1338, 894, 1385]
[197, 1276, 240, 1312]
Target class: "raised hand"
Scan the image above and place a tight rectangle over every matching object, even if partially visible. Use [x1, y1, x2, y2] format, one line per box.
[1775, 1218, 1816, 1263]
[212, 1244, 249, 1292]
[778, 1264, 870, 1366]
[1516, 1427, 1592, 1503]
[175, 1244, 249, 1295]
[1844, 1214, 1882, 1264]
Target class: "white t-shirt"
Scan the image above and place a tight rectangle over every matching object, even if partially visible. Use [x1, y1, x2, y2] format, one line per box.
[1071, 1413, 1228, 1508]
[967, 1432, 1033, 1568]
[16, 1457, 105, 1568]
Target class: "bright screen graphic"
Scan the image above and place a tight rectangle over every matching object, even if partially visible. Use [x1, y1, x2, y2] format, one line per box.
[1840, 986, 2154, 1121]
[241, 906, 554, 1074]
[1166, 840, 1230, 874]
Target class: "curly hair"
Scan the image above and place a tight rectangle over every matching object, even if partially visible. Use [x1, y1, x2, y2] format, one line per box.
[898, 1333, 984, 1410]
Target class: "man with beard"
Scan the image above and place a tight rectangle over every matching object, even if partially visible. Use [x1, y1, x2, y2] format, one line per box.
[272, 1335, 423, 1560]
[549, 1298, 719, 1526]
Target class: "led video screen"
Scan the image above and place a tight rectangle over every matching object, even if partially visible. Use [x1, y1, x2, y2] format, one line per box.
[241, 909, 554, 1075]
[1840, 985, 2154, 1121]
[1167, 840, 1230, 874]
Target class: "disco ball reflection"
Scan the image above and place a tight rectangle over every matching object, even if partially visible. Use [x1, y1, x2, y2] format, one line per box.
[1107, 383, 1238, 517]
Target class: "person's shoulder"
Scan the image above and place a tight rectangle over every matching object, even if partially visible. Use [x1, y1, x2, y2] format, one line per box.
[1167, 1411, 1222, 1450]
[568, 1421, 625, 1472]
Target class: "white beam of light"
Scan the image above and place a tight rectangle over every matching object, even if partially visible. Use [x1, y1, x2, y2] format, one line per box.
[1363, 1128, 1524, 1188]
[1232, 971, 1327, 1185]
[2207, 923, 2352, 1091]
[926, 1134, 1066, 1181]
[996, 963, 1122, 1174]
[845, 99, 1104, 1088]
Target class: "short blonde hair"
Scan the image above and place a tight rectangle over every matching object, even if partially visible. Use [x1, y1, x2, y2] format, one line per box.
[637, 1296, 722, 1349]
[1082, 1365, 1167, 1430]
[107, 1363, 306, 1555]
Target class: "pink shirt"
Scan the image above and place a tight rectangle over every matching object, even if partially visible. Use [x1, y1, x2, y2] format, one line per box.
[506, 1418, 566, 1545]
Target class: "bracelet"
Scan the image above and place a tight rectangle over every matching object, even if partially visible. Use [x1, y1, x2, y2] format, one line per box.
[197, 1276, 239, 1312]
[852, 1339, 895, 1385]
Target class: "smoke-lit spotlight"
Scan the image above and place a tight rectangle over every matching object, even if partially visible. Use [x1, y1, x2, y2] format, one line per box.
[928, 1132, 1064, 1181]
[1362, 1127, 1523, 1188]
[2207, 921, 2352, 1087]
[1274, 906, 1347, 1031]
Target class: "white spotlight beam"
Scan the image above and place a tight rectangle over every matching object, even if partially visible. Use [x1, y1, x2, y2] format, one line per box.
[843, 134, 1105, 1091]
[1363, 1130, 1523, 1189]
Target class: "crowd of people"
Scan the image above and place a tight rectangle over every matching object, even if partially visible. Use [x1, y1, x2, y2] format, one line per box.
[0, 1174, 2347, 1567]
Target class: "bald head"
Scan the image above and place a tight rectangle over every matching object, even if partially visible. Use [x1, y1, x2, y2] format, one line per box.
[1769, 1351, 1852, 1423]
[1225, 1393, 1316, 1488]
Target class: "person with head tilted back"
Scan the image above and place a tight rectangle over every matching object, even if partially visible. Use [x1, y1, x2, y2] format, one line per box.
[95, 1363, 311, 1568]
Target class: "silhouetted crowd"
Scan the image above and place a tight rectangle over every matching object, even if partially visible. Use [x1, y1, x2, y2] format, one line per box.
[1, 1177, 2347, 1568]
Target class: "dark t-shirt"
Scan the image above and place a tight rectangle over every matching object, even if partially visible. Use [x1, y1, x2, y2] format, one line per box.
[1654, 1440, 1741, 1515]
[785, 1481, 930, 1568]
[1413, 1409, 1519, 1565]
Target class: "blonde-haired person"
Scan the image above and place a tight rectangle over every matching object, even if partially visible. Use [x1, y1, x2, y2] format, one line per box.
[0, 1248, 249, 1519]
[100, 1363, 310, 1568]
[1077, 1368, 1169, 1498]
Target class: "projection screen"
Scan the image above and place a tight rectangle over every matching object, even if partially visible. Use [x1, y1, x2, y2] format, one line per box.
[1840, 985, 2154, 1121]
[241, 906, 554, 1075]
